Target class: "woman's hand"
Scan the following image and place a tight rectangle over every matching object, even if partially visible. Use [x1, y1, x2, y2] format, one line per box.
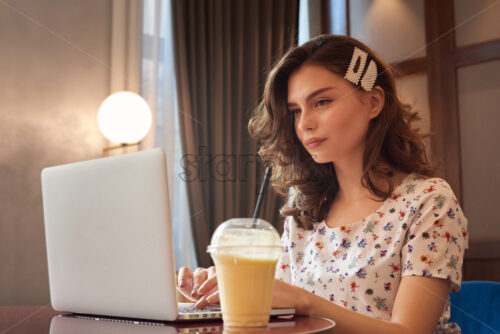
[271, 279, 311, 315]
[177, 266, 220, 309]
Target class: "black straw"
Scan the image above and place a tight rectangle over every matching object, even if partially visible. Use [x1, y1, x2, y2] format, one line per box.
[252, 166, 272, 226]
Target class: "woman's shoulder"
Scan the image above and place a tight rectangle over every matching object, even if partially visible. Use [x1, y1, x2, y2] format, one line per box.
[399, 173, 457, 199]
[395, 173, 467, 224]
[388, 173, 464, 218]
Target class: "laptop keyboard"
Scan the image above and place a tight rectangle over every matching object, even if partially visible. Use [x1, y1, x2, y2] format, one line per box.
[178, 302, 221, 314]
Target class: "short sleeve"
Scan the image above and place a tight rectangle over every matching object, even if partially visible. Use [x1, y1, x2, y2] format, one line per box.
[275, 217, 292, 283]
[401, 180, 469, 292]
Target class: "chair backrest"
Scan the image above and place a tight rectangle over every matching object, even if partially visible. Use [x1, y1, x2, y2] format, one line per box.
[449, 281, 500, 334]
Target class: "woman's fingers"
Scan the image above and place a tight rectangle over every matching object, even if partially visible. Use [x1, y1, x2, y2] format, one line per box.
[197, 267, 218, 294]
[194, 286, 219, 309]
[178, 266, 192, 288]
[177, 267, 194, 300]
[206, 290, 219, 304]
[191, 267, 208, 299]
[177, 266, 217, 303]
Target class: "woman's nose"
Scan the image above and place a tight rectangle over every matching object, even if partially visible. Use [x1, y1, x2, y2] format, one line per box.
[296, 110, 317, 132]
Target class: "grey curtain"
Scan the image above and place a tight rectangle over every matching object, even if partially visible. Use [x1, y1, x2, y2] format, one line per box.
[172, 0, 298, 267]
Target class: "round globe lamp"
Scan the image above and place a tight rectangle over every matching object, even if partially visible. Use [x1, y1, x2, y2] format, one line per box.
[97, 92, 152, 155]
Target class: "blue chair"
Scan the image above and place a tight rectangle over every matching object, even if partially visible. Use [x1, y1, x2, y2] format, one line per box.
[449, 281, 500, 334]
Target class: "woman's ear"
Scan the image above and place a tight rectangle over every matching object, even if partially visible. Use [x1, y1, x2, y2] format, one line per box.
[368, 86, 385, 119]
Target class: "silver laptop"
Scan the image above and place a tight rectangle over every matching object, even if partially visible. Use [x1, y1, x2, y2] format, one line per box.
[41, 148, 294, 321]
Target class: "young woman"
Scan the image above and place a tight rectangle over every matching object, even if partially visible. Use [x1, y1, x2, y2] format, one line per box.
[178, 35, 468, 334]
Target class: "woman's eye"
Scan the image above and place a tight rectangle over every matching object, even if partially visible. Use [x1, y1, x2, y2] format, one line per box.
[315, 99, 331, 107]
[289, 109, 301, 115]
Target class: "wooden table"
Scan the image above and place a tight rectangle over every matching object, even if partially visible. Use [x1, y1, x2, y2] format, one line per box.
[0, 306, 335, 334]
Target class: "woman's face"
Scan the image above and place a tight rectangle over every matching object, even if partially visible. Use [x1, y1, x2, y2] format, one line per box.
[287, 64, 380, 164]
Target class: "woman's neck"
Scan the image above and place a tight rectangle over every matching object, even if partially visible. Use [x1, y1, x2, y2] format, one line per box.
[333, 157, 406, 203]
[326, 160, 408, 228]
[333, 153, 371, 203]
[335, 171, 371, 203]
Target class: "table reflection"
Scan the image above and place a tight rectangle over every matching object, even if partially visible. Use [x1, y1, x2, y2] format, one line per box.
[49, 314, 297, 334]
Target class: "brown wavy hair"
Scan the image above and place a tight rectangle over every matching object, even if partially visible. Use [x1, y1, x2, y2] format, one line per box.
[248, 35, 437, 230]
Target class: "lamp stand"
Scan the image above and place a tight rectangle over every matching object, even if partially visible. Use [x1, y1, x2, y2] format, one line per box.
[102, 142, 140, 157]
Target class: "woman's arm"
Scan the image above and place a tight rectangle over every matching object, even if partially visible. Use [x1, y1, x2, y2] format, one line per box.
[273, 275, 450, 334]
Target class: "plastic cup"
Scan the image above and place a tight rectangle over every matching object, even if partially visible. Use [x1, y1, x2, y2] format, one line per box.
[207, 218, 282, 328]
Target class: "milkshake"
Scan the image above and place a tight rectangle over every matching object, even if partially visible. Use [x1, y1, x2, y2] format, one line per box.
[207, 218, 282, 327]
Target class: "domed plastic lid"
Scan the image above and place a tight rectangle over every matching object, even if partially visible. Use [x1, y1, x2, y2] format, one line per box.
[207, 218, 282, 259]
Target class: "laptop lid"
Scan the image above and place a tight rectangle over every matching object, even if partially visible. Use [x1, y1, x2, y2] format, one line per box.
[42, 148, 179, 321]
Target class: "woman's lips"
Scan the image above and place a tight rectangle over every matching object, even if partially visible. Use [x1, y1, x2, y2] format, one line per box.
[304, 137, 327, 149]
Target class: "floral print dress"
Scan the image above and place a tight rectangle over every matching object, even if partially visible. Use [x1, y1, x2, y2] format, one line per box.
[276, 173, 469, 333]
